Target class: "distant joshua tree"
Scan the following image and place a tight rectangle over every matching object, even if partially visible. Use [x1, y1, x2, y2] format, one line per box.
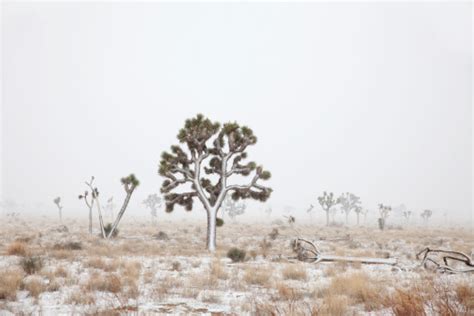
[143, 194, 162, 224]
[307, 204, 315, 222]
[317, 192, 338, 226]
[402, 210, 412, 223]
[79, 176, 106, 237]
[105, 197, 116, 220]
[354, 205, 363, 226]
[53, 197, 63, 222]
[421, 209, 433, 224]
[265, 206, 273, 217]
[107, 174, 140, 238]
[222, 195, 246, 221]
[378, 203, 392, 230]
[337, 192, 361, 225]
[159, 114, 272, 252]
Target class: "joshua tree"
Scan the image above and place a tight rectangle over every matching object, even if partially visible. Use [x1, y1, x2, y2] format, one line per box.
[53, 197, 63, 222]
[354, 205, 363, 226]
[378, 203, 392, 230]
[143, 194, 162, 224]
[402, 210, 412, 223]
[421, 209, 433, 223]
[307, 204, 315, 222]
[79, 176, 106, 237]
[105, 197, 116, 221]
[317, 191, 338, 226]
[337, 192, 361, 225]
[264, 206, 272, 217]
[159, 114, 272, 252]
[107, 174, 139, 238]
[222, 195, 246, 221]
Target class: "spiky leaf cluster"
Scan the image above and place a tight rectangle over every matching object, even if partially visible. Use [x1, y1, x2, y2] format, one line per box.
[53, 197, 62, 209]
[158, 114, 272, 213]
[121, 174, 139, 193]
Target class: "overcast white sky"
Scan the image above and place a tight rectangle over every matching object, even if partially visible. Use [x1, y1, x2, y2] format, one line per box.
[1, 2, 472, 224]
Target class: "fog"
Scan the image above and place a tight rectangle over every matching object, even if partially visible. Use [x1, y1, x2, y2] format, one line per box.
[1, 2, 472, 226]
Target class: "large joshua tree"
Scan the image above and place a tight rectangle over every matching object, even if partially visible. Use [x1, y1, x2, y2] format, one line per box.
[159, 114, 272, 252]
[337, 192, 361, 225]
[317, 192, 338, 226]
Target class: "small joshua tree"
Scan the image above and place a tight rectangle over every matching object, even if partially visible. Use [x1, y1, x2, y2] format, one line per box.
[307, 204, 315, 222]
[317, 191, 338, 226]
[354, 205, 363, 226]
[337, 192, 361, 225]
[222, 195, 246, 222]
[421, 209, 433, 224]
[378, 203, 392, 230]
[79, 176, 106, 237]
[143, 194, 162, 224]
[159, 114, 272, 252]
[53, 197, 63, 222]
[402, 210, 412, 223]
[107, 174, 139, 238]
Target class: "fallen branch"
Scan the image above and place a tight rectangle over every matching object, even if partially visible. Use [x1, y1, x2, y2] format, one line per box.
[416, 247, 474, 274]
[291, 238, 397, 265]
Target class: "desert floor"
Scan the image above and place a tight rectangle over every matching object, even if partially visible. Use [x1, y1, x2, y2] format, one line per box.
[0, 216, 473, 315]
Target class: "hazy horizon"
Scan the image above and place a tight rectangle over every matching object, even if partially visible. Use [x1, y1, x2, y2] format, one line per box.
[1, 2, 472, 226]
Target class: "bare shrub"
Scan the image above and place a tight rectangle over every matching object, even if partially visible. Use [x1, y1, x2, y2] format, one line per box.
[7, 241, 27, 256]
[281, 264, 307, 281]
[0, 268, 23, 300]
[227, 247, 246, 262]
[276, 283, 303, 301]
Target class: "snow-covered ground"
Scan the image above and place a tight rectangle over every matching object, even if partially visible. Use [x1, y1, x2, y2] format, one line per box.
[0, 216, 473, 315]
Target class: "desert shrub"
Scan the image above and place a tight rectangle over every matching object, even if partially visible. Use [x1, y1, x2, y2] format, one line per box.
[171, 261, 181, 271]
[259, 238, 272, 258]
[0, 268, 23, 300]
[210, 260, 228, 280]
[227, 247, 246, 262]
[7, 241, 27, 256]
[85, 272, 122, 293]
[103, 223, 119, 238]
[153, 231, 169, 240]
[216, 217, 224, 227]
[20, 256, 43, 275]
[269, 228, 279, 240]
[282, 264, 307, 281]
[276, 283, 303, 301]
[53, 241, 82, 250]
[456, 283, 474, 312]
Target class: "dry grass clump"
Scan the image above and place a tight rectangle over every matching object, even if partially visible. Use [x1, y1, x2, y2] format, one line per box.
[200, 291, 221, 304]
[54, 266, 68, 278]
[281, 264, 307, 281]
[456, 283, 474, 312]
[85, 257, 120, 272]
[326, 272, 383, 311]
[20, 256, 43, 275]
[276, 282, 303, 301]
[383, 288, 426, 316]
[320, 294, 350, 316]
[243, 267, 272, 286]
[66, 290, 96, 305]
[84, 272, 122, 293]
[210, 259, 229, 280]
[7, 241, 28, 256]
[0, 268, 24, 300]
[154, 276, 183, 299]
[23, 276, 45, 298]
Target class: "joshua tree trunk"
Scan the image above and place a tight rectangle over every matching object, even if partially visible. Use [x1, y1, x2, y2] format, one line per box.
[59, 208, 62, 223]
[107, 192, 132, 238]
[356, 213, 360, 226]
[345, 212, 349, 225]
[88, 205, 93, 234]
[206, 207, 217, 252]
[95, 198, 106, 238]
[326, 210, 330, 226]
